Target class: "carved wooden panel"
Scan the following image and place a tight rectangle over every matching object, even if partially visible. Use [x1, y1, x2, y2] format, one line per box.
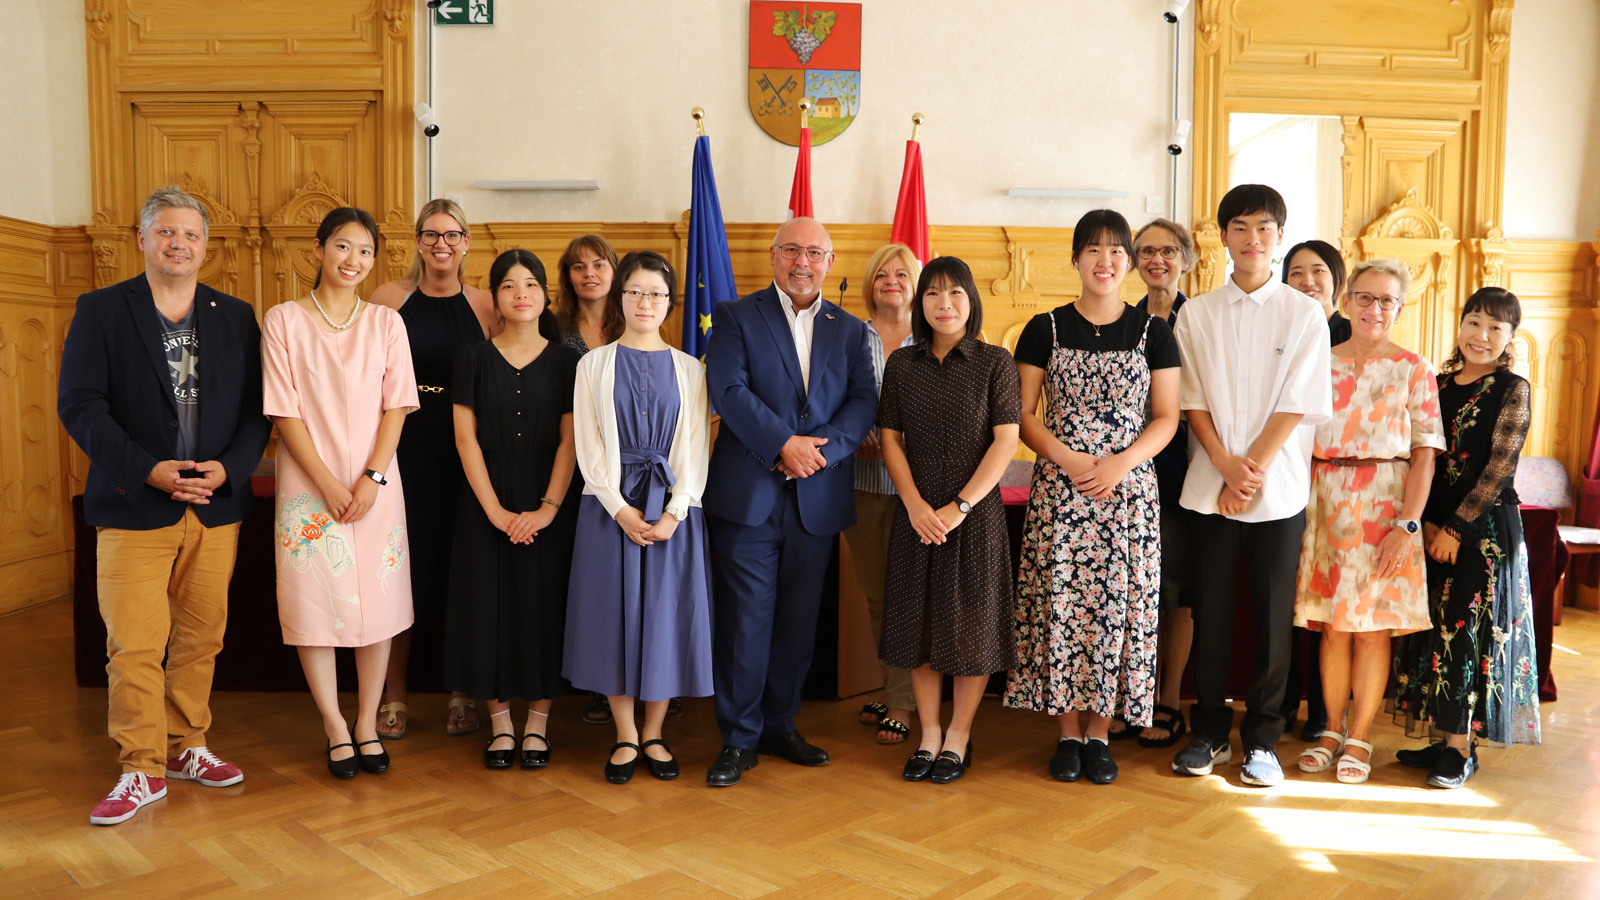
[122, 0, 387, 64]
[1355, 118, 1466, 239]
[1228, 0, 1477, 75]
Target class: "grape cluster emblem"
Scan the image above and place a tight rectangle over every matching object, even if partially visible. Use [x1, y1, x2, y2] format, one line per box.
[772, 8, 836, 65]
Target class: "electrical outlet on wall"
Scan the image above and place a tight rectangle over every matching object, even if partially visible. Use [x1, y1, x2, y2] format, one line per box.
[1146, 196, 1163, 214]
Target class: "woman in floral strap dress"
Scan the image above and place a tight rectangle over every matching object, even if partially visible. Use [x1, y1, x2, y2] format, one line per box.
[1393, 287, 1541, 789]
[1004, 209, 1180, 786]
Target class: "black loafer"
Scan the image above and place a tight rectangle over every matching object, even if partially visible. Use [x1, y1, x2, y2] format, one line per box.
[903, 749, 936, 781]
[1049, 739, 1083, 782]
[929, 742, 972, 784]
[520, 733, 551, 769]
[1426, 746, 1478, 789]
[756, 730, 830, 767]
[605, 742, 639, 784]
[484, 733, 516, 770]
[641, 738, 679, 780]
[326, 741, 359, 779]
[355, 738, 390, 774]
[1396, 741, 1446, 770]
[706, 745, 758, 786]
[1082, 740, 1117, 784]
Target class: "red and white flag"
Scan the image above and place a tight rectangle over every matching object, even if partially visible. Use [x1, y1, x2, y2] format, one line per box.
[891, 138, 929, 263]
[787, 125, 814, 220]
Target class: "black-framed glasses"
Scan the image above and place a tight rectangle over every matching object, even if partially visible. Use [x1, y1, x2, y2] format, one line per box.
[777, 244, 830, 263]
[1349, 291, 1401, 311]
[1137, 246, 1180, 260]
[621, 289, 671, 306]
[419, 230, 465, 246]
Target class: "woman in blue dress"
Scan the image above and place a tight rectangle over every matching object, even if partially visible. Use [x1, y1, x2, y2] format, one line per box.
[564, 251, 713, 784]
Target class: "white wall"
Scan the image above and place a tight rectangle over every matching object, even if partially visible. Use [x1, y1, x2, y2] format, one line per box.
[422, 0, 1192, 228]
[1504, 0, 1600, 241]
[0, 0, 90, 226]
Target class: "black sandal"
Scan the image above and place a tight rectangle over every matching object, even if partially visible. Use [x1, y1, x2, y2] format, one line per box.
[875, 717, 910, 745]
[1107, 716, 1136, 741]
[1136, 705, 1187, 748]
[859, 701, 888, 725]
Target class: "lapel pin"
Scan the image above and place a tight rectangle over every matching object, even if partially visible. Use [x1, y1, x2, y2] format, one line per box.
[825, 313, 834, 319]
[210, 301, 216, 306]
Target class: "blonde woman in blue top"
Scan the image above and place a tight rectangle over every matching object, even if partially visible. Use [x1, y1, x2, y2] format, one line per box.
[844, 243, 921, 746]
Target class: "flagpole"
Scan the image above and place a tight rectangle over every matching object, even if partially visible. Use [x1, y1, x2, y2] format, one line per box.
[910, 112, 924, 142]
[799, 97, 812, 128]
[692, 106, 706, 137]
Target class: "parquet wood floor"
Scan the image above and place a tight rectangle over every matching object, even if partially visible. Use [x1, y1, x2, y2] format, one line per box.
[2, 597, 1596, 898]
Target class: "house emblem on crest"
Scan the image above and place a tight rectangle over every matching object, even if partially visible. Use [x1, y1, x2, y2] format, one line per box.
[748, 2, 861, 147]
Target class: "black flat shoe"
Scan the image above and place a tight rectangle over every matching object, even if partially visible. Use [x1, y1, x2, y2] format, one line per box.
[355, 738, 389, 774]
[641, 738, 679, 780]
[903, 749, 936, 781]
[929, 742, 972, 784]
[484, 732, 516, 770]
[520, 733, 551, 769]
[326, 741, 359, 779]
[1298, 717, 1329, 743]
[606, 742, 640, 784]
[1049, 739, 1082, 782]
[706, 745, 758, 786]
[1396, 741, 1446, 770]
[1426, 746, 1478, 789]
[1082, 740, 1118, 784]
[756, 730, 830, 766]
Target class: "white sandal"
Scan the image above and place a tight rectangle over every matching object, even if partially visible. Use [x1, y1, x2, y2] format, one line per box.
[1336, 738, 1375, 784]
[1297, 730, 1346, 773]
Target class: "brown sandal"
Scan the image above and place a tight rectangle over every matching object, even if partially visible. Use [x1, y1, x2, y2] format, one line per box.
[376, 701, 407, 740]
[446, 697, 481, 736]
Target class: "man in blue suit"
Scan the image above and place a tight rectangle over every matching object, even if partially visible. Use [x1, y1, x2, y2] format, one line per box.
[59, 187, 270, 824]
[703, 217, 877, 786]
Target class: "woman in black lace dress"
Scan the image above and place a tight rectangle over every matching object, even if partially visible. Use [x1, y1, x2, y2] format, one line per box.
[1393, 288, 1541, 789]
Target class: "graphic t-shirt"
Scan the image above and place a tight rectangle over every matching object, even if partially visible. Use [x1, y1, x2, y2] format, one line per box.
[158, 306, 200, 460]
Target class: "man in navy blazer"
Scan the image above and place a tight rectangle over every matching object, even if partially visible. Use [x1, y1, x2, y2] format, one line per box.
[58, 187, 270, 825]
[702, 217, 876, 786]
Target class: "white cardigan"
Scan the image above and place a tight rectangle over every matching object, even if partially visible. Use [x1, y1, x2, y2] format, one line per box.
[572, 341, 710, 521]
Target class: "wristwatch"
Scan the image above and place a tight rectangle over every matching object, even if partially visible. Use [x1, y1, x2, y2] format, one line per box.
[1395, 518, 1420, 534]
[364, 468, 388, 486]
[956, 496, 973, 514]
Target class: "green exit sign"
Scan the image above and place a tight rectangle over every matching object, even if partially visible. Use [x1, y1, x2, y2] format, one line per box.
[434, 0, 493, 25]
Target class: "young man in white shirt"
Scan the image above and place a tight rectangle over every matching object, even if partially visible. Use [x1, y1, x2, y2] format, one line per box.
[1170, 184, 1332, 787]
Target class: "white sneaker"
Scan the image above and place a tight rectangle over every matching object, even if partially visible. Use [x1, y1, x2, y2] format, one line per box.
[89, 772, 167, 825]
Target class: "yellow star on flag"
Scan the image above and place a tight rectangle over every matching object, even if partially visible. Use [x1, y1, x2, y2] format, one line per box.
[700, 313, 712, 334]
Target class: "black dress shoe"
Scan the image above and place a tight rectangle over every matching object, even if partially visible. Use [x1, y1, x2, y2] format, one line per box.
[484, 733, 516, 770]
[756, 730, 830, 767]
[1082, 740, 1117, 784]
[520, 733, 551, 769]
[706, 745, 759, 786]
[641, 738, 679, 780]
[929, 742, 972, 784]
[326, 741, 359, 779]
[606, 742, 640, 784]
[1298, 717, 1329, 743]
[356, 738, 390, 774]
[1426, 746, 1478, 789]
[1049, 739, 1083, 782]
[1396, 741, 1446, 769]
[903, 749, 936, 781]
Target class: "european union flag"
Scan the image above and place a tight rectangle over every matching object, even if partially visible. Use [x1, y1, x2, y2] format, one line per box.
[684, 135, 737, 361]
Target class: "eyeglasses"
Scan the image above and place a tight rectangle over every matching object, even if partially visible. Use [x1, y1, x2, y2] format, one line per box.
[419, 230, 465, 246]
[1137, 246, 1181, 260]
[621, 289, 671, 306]
[777, 244, 830, 263]
[1349, 291, 1402, 311]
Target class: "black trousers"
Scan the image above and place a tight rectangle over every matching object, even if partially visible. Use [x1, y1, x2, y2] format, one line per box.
[1187, 510, 1306, 749]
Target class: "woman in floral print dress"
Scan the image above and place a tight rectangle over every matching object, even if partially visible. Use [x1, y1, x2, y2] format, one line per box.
[1393, 287, 1541, 789]
[1003, 209, 1180, 785]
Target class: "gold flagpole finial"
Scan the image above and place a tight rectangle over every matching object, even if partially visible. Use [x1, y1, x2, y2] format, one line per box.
[692, 107, 706, 137]
[799, 97, 813, 128]
[911, 113, 925, 142]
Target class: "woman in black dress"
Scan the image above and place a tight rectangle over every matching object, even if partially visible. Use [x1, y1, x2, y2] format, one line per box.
[370, 198, 497, 739]
[446, 249, 580, 769]
[1393, 288, 1541, 788]
[879, 256, 1021, 785]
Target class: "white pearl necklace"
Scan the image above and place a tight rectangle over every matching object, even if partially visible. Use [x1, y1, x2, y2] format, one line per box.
[310, 289, 361, 331]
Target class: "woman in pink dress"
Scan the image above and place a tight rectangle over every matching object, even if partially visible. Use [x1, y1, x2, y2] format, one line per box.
[1292, 257, 1443, 784]
[263, 207, 420, 779]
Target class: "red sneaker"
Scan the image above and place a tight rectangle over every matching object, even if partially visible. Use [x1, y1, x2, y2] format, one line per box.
[165, 747, 245, 787]
[89, 772, 167, 825]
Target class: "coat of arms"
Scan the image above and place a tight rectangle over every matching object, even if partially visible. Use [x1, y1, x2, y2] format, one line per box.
[748, 2, 861, 146]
